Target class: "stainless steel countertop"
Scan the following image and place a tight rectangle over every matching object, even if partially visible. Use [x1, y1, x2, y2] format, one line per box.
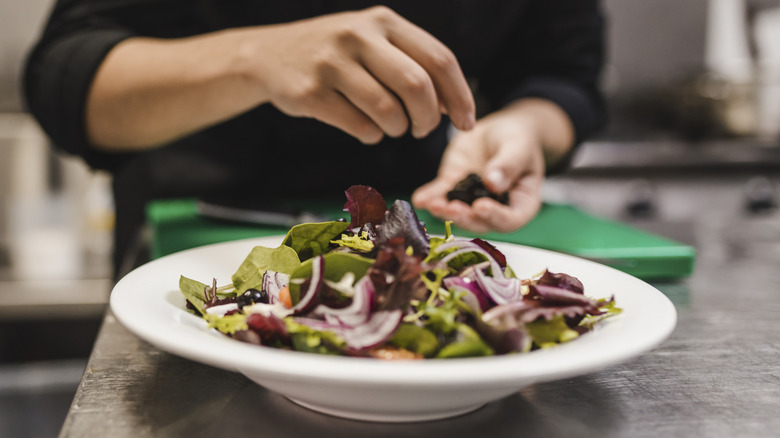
[58, 170, 780, 438]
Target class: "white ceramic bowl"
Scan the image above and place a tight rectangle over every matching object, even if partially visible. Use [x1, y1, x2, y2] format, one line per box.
[110, 236, 676, 422]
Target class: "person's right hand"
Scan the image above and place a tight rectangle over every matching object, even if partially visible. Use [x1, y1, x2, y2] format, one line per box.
[240, 6, 476, 143]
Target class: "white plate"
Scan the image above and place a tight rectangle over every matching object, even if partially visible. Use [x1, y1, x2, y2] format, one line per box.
[110, 236, 676, 422]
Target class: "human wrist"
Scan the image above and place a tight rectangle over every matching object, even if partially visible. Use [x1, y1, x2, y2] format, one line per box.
[501, 98, 574, 168]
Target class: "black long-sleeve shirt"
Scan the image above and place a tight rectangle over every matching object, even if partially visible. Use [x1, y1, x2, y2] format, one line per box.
[24, 0, 606, 275]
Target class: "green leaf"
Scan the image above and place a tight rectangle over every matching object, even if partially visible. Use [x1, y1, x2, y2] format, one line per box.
[417, 290, 466, 334]
[436, 324, 494, 358]
[204, 313, 248, 335]
[330, 231, 374, 253]
[387, 323, 440, 358]
[231, 245, 301, 295]
[286, 319, 345, 355]
[282, 221, 350, 261]
[579, 299, 623, 330]
[288, 252, 374, 304]
[424, 241, 488, 273]
[421, 267, 450, 297]
[526, 315, 580, 348]
[179, 275, 208, 314]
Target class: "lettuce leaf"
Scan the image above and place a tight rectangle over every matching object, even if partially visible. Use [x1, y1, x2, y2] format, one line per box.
[375, 200, 430, 258]
[179, 276, 208, 314]
[526, 315, 580, 348]
[387, 323, 439, 358]
[343, 185, 388, 228]
[436, 324, 494, 358]
[330, 231, 374, 253]
[205, 313, 248, 335]
[286, 319, 346, 355]
[282, 221, 350, 262]
[231, 245, 301, 295]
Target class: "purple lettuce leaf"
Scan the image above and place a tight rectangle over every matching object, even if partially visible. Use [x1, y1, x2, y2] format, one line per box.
[536, 270, 584, 294]
[471, 238, 507, 269]
[245, 312, 289, 345]
[343, 185, 388, 229]
[368, 236, 428, 312]
[374, 200, 430, 257]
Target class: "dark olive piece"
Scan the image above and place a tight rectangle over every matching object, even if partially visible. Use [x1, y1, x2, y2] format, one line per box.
[237, 288, 269, 308]
[446, 173, 509, 205]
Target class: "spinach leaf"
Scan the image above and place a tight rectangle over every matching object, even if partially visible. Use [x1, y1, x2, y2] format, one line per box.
[231, 245, 301, 295]
[179, 275, 208, 314]
[283, 221, 350, 261]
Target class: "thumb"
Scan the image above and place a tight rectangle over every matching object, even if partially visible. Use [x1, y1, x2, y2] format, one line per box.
[482, 140, 530, 193]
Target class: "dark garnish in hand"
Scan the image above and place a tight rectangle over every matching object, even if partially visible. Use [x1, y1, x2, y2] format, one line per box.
[447, 173, 509, 205]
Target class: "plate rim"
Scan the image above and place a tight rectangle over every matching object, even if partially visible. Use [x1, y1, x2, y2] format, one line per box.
[110, 235, 677, 388]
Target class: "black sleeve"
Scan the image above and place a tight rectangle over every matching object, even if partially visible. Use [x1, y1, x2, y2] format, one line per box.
[480, 0, 606, 146]
[23, 0, 201, 171]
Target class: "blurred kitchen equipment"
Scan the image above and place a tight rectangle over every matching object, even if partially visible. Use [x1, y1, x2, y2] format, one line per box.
[662, 0, 780, 140]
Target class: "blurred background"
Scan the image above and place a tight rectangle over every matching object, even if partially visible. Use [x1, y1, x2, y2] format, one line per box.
[1, 0, 779, 437]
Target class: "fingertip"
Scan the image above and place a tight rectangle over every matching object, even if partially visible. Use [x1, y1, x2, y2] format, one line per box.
[484, 168, 508, 193]
[360, 130, 384, 145]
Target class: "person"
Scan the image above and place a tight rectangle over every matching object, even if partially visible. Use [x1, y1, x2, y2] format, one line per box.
[24, 1, 605, 277]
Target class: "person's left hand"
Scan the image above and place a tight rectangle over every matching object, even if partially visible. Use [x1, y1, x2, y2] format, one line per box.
[412, 103, 550, 233]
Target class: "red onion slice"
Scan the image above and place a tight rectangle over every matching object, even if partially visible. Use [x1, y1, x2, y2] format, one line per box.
[313, 275, 375, 327]
[262, 270, 290, 305]
[291, 256, 324, 314]
[292, 309, 402, 350]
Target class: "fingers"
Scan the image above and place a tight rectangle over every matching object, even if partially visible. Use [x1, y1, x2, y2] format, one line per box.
[311, 89, 384, 144]
[382, 14, 476, 132]
[469, 177, 542, 232]
[334, 62, 409, 137]
[412, 178, 453, 211]
[359, 42, 441, 138]
[482, 135, 536, 193]
[414, 172, 542, 234]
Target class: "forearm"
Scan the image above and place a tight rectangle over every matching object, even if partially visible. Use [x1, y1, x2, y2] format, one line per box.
[86, 28, 266, 151]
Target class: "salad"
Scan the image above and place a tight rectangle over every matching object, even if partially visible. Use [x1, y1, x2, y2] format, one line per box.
[179, 185, 620, 359]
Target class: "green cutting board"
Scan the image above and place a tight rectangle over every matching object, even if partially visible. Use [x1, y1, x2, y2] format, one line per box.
[147, 199, 695, 280]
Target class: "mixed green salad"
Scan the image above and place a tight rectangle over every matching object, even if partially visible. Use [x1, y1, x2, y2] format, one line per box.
[179, 185, 620, 359]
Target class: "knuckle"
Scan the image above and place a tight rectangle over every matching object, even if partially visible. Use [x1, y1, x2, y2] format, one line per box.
[374, 95, 402, 119]
[289, 78, 323, 104]
[333, 22, 361, 46]
[367, 5, 397, 22]
[428, 47, 458, 73]
[400, 70, 432, 94]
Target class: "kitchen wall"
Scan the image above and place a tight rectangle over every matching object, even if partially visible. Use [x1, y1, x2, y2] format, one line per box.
[603, 0, 708, 100]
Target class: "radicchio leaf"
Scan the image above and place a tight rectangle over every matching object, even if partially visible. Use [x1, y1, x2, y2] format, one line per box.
[537, 270, 584, 294]
[368, 236, 428, 312]
[344, 185, 388, 229]
[245, 312, 289, 344]
[374, 200, 430, 257]
[471, 238, 507, 269]
[527, 284, 599, 309]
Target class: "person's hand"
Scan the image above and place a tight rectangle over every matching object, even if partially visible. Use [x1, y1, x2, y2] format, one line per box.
[412, 99, 572, 233]
[242, 6, 476, 143]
